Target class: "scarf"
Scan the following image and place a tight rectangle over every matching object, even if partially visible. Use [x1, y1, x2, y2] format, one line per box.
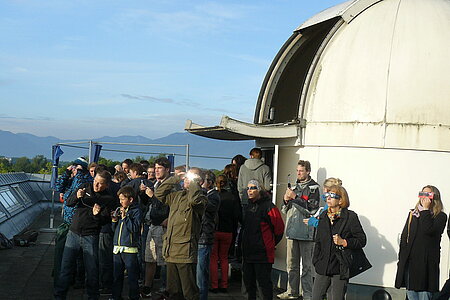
[412, 204, 427, 218]
[327, 207, 342, 224]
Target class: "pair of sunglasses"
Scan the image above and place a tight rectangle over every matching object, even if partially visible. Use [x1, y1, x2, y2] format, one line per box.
[418, 192, 434, 199]
[324, 192, 341, 199]
[247, 186, 258, 190]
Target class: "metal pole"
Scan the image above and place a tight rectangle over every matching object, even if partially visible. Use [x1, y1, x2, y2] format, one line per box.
[186, 144, 190, 170]
[50, 190, 55, 229]
[88, 140, 93, 164]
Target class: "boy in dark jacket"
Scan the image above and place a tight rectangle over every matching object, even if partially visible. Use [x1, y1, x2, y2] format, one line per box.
[111, 186, 142, 300]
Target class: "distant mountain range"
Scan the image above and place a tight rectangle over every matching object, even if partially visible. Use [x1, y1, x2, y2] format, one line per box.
[0, 130, 254, 170]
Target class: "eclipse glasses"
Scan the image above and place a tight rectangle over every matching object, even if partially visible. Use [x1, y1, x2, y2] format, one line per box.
[324, 192, 341, 199]
[418, 192, 434, 199]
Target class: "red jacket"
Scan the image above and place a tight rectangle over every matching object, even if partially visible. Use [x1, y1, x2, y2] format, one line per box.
[242, 192, 284, 263]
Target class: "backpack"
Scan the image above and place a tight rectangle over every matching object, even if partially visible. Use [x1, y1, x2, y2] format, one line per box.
[0, 232, 13, 249]
[13, 230, 39, 247]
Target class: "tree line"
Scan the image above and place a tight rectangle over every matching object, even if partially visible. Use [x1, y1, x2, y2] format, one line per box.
[0, 154, 167, 174]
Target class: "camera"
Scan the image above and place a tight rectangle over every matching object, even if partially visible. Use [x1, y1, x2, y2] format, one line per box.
[112, 207, 121, 218]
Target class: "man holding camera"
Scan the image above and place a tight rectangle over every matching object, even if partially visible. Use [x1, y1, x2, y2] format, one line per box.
[54, 170, 116, 300]
[153, 167, 207, 300]
[53, 157, 93, 286]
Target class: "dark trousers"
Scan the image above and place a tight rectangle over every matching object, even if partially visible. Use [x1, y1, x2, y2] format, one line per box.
[140, 224, 149, 280]
[242, 262, 273, 300]
[312, 273, 347, 300]
[54, 231, 100, 300]
[53, 223, 70, 285]
[99, 232, 114, 289]
[112, 252, 140, 300]
[166, 262, 199, 300]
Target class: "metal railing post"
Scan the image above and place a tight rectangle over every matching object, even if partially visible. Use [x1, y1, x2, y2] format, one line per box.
[186, 144, 190, 170]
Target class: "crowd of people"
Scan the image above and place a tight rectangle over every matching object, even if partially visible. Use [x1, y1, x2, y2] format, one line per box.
[51, 149, 450, 300]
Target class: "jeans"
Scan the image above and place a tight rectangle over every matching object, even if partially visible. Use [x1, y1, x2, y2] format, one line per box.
[99, 232, 114, 290]
[286, 239, 314, 299]
[196, 244, 212, 300]
[312, 274, 347, 300]
[54, 230, 100, 300]
[406, 290, 432, 300]
[112, 252, 140, 300]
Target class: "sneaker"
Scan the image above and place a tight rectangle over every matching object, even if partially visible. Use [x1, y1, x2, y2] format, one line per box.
[277, 291, 300, 299]
[218, 288, 227, 293]
[100, 288, 112, 295]
[140, 286, 152, 298]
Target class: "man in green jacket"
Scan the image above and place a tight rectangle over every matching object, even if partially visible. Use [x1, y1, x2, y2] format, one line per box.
[154, 167, 206, 300]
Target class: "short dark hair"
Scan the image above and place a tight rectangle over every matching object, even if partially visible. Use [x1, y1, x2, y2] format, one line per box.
[140, 160, 150, 169]
[114, 171, 128, 183]
[204, 170, 216, 187]
[231, 154, 246, 167]
[297, 160, 311, 172]
[122, 159, 133, 166]
[96, 170, 112, 183]
[249, 148, 262, 159]
[129, 163, 144, 175]
[117, 186, 135, 199]
[155, 157, 171, 169]
[216, 174, 228, 192]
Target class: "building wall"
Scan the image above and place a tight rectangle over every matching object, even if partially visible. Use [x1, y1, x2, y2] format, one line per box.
[272, 145, 450, 289]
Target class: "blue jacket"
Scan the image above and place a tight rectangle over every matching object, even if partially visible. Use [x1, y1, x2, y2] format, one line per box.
[112, 204, 142, 249]
[56, 171, 93, 224]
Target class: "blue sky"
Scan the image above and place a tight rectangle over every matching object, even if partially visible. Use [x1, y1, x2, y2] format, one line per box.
[0, 0, 341, 139]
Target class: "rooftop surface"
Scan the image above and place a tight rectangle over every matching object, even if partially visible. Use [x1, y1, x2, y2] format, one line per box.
[0, 209, 282, 299]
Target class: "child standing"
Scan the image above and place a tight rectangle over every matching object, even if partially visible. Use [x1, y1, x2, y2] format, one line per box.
[111, 186, 142, 300]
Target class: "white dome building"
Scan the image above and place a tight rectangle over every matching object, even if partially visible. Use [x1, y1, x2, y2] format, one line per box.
[186, 0, 450, 297]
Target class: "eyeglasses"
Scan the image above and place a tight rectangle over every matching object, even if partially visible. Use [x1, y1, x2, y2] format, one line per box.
[324, 192, 341, 199]
[246, 186, 258, 190]
[418, 192, 434, 199]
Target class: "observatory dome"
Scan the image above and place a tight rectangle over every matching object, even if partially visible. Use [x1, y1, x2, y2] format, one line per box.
[186, 0, 450, 151]
[254, 0, 450, 151]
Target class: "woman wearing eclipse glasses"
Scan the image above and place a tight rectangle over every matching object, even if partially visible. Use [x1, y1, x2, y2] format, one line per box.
[395, 185, 447, 300]
[312, 185, 368, 300]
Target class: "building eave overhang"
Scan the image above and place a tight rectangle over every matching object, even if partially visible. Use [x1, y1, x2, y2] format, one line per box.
[185, 116, 299, 141]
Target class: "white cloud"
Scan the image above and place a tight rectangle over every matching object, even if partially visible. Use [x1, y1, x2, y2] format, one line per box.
[12, 67, 29, 73]
[107, 2, 255, 37]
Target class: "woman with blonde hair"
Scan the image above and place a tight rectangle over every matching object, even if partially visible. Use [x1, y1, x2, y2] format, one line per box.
[395, 185, 447, 300]
[312, 185, 368, 300]
[303, 177, 342, 227]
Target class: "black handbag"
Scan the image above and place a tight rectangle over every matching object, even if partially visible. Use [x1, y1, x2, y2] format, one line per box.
[336, 210, 372, 279]
[341, 247, 372, 278]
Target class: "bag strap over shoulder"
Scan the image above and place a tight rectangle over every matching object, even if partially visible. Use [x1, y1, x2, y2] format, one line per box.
[407, 210, 413, 243]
